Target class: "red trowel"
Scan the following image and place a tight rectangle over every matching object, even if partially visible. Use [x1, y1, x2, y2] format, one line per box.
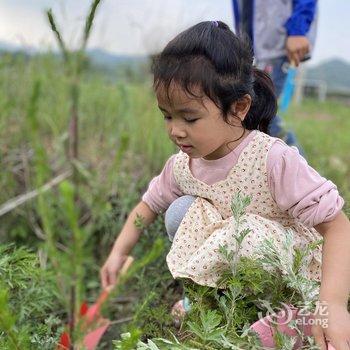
[57, 256, 134, 350]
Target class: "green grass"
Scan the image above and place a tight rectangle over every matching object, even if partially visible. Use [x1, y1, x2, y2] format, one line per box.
[285, 99, 350, 212]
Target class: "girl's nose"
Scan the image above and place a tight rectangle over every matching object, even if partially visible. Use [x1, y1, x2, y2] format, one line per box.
[169, 124, 186, 138]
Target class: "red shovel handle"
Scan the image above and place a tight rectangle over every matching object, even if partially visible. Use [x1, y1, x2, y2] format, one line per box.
[57, 256, 134, 350]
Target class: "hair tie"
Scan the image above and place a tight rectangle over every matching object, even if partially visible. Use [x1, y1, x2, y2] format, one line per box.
[212, 21, 219, 27]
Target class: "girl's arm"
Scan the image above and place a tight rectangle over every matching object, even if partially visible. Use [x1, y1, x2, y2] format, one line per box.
[315, 211, 350, 305]
[100, 200, 158, 289]
[312, 211, 350, 349]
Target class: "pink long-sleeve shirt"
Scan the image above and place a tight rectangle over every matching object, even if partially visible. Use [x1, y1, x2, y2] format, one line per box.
[142, 130, 344, 228]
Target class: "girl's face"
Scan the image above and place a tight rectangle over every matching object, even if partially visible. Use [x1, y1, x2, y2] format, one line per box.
[156, 83, 247, 160]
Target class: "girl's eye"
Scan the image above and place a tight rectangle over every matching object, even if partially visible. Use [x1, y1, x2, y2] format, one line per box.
[163, 115, 198, 123]
[185, 118, 198, 123]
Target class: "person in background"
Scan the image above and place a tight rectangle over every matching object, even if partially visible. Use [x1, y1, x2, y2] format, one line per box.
[232, 0, 317, 150]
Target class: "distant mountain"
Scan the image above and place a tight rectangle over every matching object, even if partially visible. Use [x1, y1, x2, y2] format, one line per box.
[0, 41, 22, 52]
[305, 58, 350, 91]
[0, 41, 148, 70]
[87, 48, 147, 68]
[0, 41, 38, 55]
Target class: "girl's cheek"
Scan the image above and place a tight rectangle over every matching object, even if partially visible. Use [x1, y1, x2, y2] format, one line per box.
[165, 124, 172, 135]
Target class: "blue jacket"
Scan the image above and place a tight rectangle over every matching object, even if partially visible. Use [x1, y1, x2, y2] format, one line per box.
[232, 0, 318, 61]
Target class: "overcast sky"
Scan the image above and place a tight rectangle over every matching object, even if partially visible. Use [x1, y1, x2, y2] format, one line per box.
[0, 0, 349, 66]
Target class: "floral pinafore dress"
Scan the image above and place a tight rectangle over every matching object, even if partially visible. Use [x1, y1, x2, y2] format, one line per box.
[166, 131, 323, 288]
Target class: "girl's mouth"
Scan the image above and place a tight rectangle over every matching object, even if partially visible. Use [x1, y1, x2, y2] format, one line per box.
[179, 144, 193, 153]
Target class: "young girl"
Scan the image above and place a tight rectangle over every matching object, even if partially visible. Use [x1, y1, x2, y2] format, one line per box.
[101, 21, 350, 349]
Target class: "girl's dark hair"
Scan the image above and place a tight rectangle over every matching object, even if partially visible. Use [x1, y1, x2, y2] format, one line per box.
[151, 21, 277, 134]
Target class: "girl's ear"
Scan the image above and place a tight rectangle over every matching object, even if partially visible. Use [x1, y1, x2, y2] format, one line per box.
[229, 94, 252, 122]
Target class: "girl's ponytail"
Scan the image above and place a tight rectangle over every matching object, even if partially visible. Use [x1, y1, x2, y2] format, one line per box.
[243, 68, 277, 133]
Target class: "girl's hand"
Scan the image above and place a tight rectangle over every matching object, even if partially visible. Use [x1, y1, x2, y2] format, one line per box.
[312, 302, 350, 350]
[100, 252, 128, 290]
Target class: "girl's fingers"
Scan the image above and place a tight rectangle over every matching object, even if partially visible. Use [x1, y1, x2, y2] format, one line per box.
[109, 270, 117, 287]
[100, 256, 133, 291]
[338, 340, 350, 350]
[312, 325, 328, 350]
[100, 267, 115, 290]
[314, 335, 328, 350]
[100, 269, 107, 289]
